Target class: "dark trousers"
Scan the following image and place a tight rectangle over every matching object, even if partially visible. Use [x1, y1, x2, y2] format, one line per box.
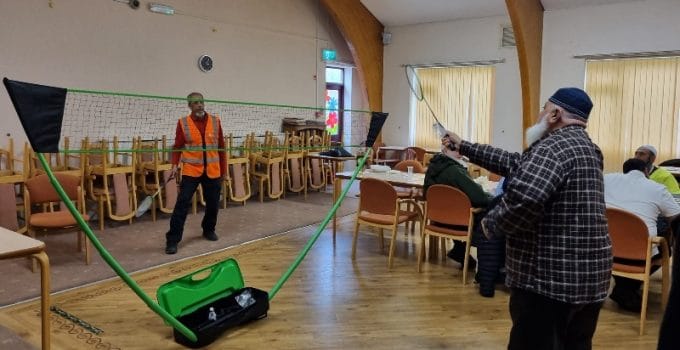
[658, 220, 680, 349]
[508, 288, 603, 350]
[166, 173, 221, 244]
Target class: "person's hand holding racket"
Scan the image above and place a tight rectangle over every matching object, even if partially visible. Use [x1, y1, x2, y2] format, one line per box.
[441, 130, 462, 151]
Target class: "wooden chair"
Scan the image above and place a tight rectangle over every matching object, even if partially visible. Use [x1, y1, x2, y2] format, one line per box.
[404, 146, 426, 165]
[306, 133, 327, 191]
[251, 132, 285, 202]
[24, 173, 91, 270]
[134, 136, 175, 221]
[283, 132, 307, 197]
[30, 137, 84, 179]
[0, 139, 30, 234]
[371, 141, 400, 167]
[321, 131, 337, 185]
[223, 133, 252, 206]
[84, 137, 137, 230]
[0, 138, 29, 183]
[352, 178, 421, 269]
[606, 207, 670, 335]
[393, 160, 426, 233]
[0, 183, 20, 231]
[418, 185, 481, 284]
[393, 159, 425, 174]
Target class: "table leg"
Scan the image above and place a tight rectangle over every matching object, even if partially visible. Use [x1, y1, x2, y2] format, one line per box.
[333, 177, 342, 244]
[332, 161, 347, 244]
[33, 251, 50, 350]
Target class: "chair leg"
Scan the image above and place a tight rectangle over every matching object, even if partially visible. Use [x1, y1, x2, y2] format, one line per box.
[84, 233, 91, 265]
[661, 261, 670, 310]
[77, 230, 84, 251]
[639, 276, 649, 335]
[378, 228, 384, 251]
[387, 224, 398, 269]
[259, 179, 264, 202]
[151, 198, 157, 222]
[440, 238, 447, 262]
[98, 196, 104, 231]
[417, 233, 426, 272]
[352, 221, 360, 260]
[462, 239, 472, 285]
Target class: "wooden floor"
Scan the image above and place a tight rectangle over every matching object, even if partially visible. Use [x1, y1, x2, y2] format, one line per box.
[0, 214, 665, 349]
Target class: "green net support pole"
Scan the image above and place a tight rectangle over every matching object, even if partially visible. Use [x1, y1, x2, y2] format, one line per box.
[36, 153, 197, 343]
[268, 149, 371, 300]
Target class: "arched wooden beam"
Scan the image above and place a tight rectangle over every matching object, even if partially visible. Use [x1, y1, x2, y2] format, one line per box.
[506, 0, 544, 143]
[320, 0, 384, 112]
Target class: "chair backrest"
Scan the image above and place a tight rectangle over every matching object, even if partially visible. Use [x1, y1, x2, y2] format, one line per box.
[25, 173, 81, 204]
[0, 183, 18, 230]
[393, 160, 425, 174]
[659, 159, 680, 167]
[606, 207, 650, 261]
[359, 178, 397, 215]
[425, 184, 472, 227]
[372, 141, 385, 158]
[405, 146, 426, 163]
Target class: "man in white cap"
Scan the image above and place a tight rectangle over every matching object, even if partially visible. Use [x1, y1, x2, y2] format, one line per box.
[635, 144, 680, 194]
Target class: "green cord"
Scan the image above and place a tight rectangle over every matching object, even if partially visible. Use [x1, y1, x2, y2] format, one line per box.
[36, 153, 198, 343]
[268, 149, 371, 300]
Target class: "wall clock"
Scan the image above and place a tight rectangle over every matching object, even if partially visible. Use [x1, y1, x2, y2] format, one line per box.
[198, 55, 213, 72]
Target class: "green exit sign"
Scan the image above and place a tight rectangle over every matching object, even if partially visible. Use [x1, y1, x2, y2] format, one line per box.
[321, 49, 336, 61]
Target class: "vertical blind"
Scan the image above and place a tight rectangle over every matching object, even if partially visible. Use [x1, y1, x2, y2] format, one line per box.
[413, 66, 494, 149]
[585, 57, 680, 172]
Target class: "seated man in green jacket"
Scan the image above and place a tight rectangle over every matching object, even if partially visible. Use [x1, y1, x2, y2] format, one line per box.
[635, 144, 680, 194]
[423, 146, 492, 271]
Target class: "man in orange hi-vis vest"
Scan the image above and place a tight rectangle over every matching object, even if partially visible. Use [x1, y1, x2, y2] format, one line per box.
[165, 92, 226, 254]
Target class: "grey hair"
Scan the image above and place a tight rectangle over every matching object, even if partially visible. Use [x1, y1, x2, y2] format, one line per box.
[556, 106, 587, 123]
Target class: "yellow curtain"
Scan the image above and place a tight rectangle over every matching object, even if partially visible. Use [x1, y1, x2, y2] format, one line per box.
[585, 57, 680, 172]
[413, 66, 494, 149]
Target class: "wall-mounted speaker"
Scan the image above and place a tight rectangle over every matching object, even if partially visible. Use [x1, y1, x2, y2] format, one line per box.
[382, 31, 392, 45]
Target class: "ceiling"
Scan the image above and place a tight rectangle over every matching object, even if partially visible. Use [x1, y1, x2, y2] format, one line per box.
[360, 0, 642, 27]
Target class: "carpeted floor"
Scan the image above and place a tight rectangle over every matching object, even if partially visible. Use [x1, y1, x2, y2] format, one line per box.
[0, 190, 357, 306]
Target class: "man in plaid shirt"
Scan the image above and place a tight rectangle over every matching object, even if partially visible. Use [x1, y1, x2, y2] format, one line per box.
[444, 87, 612, 350]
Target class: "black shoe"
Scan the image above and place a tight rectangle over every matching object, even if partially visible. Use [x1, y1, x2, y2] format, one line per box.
[446, 249, 477, 270]
[165, 242, 178, 255]
[203, 231, 218, 241]
[609, 289, 642, 313]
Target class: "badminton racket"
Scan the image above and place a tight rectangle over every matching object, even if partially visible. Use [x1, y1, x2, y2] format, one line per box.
[405, 65, 456, 149]
[136, 175, 175, 217]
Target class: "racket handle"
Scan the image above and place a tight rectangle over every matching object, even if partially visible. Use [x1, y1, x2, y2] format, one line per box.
[443, 134, 458, 151]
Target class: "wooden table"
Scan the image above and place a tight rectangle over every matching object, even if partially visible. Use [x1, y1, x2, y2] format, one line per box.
[378, 146, 441, 154]
[0, 227, 50, 349]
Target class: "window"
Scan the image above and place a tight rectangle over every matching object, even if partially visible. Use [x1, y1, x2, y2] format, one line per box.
[411, 66, 494, 149]
[585, 57, 680, 172]
[325, 67, 344, 142]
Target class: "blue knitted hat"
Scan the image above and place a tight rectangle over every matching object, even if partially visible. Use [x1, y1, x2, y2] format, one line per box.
[548, 87, 593, 119]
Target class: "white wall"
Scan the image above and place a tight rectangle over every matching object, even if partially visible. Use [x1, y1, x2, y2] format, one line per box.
[382, 15, 523, 152]
[542, 0, 680, 102]
[0, 0, 367, 145]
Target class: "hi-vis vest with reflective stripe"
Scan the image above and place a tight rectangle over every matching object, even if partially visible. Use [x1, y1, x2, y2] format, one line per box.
[179, 113, 221, 178]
